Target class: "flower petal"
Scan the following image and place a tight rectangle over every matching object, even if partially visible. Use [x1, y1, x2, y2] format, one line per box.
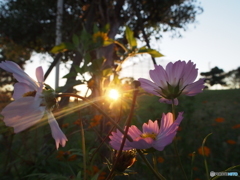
[181, 61, 198, 86]
[138, 78, 160, 96]
[149, 65, 168, 87]
[130, 137, 153, 149]
[0, 61, 38, 90]
[13, 82, 36, 100]
[154, 112, 183, 151]
[142, 120, 159, 134]
[109, 129, 134, 150]
[47, 112, 68, 149]
[1, 96, 45, 133]
[35, 66, 44, 92]
[128, 125, 142, 139]
[183, 79, 205, 96]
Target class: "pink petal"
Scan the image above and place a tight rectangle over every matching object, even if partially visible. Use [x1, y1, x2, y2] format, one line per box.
[128, 125, 143, 139]
[183, 79, 205, 96]
[138, 78, 160, 96]
[154, 112, 183, 151]
[35, 66, 44, 91]
[47, 112, 68, 149]
[181, 61, 198, 86]
[1, 96, 45, 133]
[159, 113, 174, 132]
[109, 129, 134, 150]
[149, 65, 168, 87]
[130, 137, 153, 149]
[36, 66, 44, 83]
[142, 120, 159, 134]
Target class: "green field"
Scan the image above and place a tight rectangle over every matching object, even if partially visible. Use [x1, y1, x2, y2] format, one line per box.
[135, 89, 240, 179]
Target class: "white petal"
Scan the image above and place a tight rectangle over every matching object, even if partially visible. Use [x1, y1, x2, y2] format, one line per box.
[1, 97, 45, 133]
[13, 82, 35, 100]
[0, 61, 39, 90]
[47, 112, 68, 149]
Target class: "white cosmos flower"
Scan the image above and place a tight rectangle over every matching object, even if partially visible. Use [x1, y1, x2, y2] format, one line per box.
[0, 61, 67, 149]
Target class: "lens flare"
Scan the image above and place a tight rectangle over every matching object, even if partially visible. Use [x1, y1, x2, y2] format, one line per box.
[108, 89, 120, 100]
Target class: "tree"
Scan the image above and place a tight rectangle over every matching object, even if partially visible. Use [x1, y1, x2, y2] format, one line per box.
[200, 66, 227, 88]
[0, 0, 203, 89]
[225, 67, 240, 89]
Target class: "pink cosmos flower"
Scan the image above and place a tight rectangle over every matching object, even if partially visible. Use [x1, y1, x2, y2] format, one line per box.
[109, 112, 183, 151]
[138, 60, 205, 105]
[0, 61, 67, 149]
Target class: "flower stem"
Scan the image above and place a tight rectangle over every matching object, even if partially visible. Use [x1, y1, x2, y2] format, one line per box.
[106, 88, 138, 179]
[79, 118, 87, 180]
[171, 100, 188, 180]
[202, 133, 212, 180]
[173, 141, 188, 180]
[137, 150, 166, 180]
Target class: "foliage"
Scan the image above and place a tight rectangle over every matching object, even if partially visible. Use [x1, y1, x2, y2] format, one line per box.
[200, 66, 227, 88]
[225, 67, 240, 89]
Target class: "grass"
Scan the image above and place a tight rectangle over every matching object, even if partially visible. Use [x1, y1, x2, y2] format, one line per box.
[135, 89, 240, 180]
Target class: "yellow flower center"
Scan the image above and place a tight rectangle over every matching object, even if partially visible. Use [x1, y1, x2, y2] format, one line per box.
[22, 91, 36, 97]
[140, 132, 157, 140]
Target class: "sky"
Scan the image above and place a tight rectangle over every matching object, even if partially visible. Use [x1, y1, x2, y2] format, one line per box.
[26, 0, 240, 91]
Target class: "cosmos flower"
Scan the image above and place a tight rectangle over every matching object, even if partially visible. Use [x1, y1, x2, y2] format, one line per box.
[109, 112, 183, 151]
[138, 60, 205, 105]
[0, 61, 67, 149]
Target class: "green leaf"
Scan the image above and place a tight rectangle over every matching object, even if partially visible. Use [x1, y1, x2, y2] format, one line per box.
[125, 26, 137, 49]
[73, 64, 84, 74]
[91, 173, 101, 180]
[102, 68, 112, 77]
[56, 80, 84, 92]
[72, 34, 80, 47]
[103, 39, 114, 46]
[103, 23, 110, 32]
[139, 47, 164, 57]
[76, 171, 82, 180]
[62, 71, 77, 79]
[50, 43, 68, 53]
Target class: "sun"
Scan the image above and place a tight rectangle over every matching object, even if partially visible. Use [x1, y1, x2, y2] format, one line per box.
[107, 89, 120, 100]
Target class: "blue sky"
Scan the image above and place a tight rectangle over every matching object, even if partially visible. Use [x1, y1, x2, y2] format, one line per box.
[121, 0, 240, 80]
[26, 0, 240, 90]
[160, 0, 240, 73]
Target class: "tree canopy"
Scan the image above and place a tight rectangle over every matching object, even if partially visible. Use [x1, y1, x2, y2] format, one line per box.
[0, 0, 203, 89]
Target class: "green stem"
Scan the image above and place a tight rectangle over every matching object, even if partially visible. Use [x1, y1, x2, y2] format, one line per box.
[114, 40, 128, 52]
[3, 134, 14, 173]
[80, 118, 87, 180]
[171, 99, 176, 121]
[106, 89, 138, 180]
[202, 133, 212, 180]
[137, 150, 166, 180]
[173, 141, 188, 180]
[152, 152, 158, 172]
[171, 100, 188, 180]
[190, 152, 196, 180]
